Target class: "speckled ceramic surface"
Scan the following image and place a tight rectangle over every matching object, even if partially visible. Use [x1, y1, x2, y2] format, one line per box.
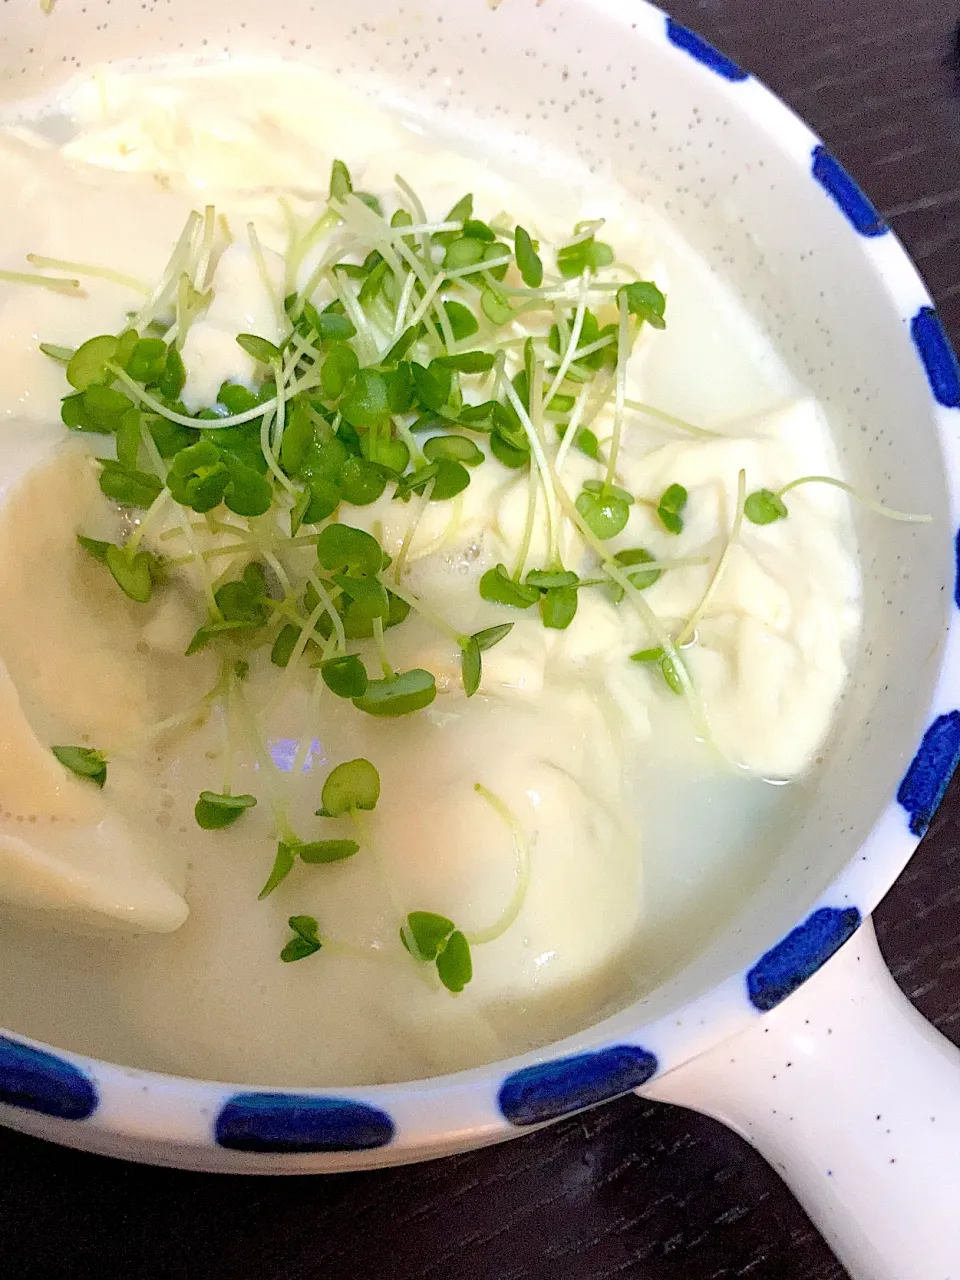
[0, 0, 957, 1215]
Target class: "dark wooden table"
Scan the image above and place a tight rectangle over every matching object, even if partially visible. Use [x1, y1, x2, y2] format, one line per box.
[3, 3, 960, 1277]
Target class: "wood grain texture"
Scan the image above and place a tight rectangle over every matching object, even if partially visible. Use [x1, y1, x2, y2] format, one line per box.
[2, 3, 959, 1277]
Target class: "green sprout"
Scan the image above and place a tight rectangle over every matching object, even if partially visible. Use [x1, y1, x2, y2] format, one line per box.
[51, 745, 107, 788]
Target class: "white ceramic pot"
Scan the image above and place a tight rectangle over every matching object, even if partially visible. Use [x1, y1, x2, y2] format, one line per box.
[1, 3, 959, 1277]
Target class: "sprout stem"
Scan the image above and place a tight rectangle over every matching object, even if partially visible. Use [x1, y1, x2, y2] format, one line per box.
[776, 474, 931, 522]
[466, 783, 532, 945]
[0, 269, 81, 294]
[26, 254, 148, 293]
[603, 291, 631, 489]
[676, 469, 747, 648]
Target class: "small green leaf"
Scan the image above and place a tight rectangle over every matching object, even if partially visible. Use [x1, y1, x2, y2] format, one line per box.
[661, 654, 684, 696]
[574, 427, 601, 461]
[125, 337, 168, 384]
[394, 462, 439, 500]
[339, 456, 386, 506]
[279, 400, 315, 474]
[214, 564, 268, 624]
[317, 312, 356, 342]
[115, 407, 142, 469]
[556, 236, 615, 279]
[281, 914, 322, 962]
[617, 280, 667, 329]
[149, 416, 198, 459]
[613, 547, 661, 593]
[490, 431, 529, 469]
[339, 591, 407, 640]
[340, 369, 390, 429]
[259, 841, 298, 899]
[410, 362, 447, 413]
[270, 623, 301, 668]
[115, 326, 140, 368]
[224, 458, 273, 518]
[630, 646, 665, 663]
[514, 225, 543, 288]
[159, 347, 186, 400]
[357, 258, 389, 304]
[429, 457, 471, 501]
[575, 486, 631, 540]
[492, 401, 527, 445]
[582, 477, 634, 505]
[540, 585, 578, 630]
[51, 745, 107, 788]
[294, 465, 341, 526]
[480, 286, 513, 326]
[525, 568, 579, 590]
[444, 300, 479, 341]
[657, 483, 688, 535]
[460, 635, 481, 697]
[317, 653, 369, 699]
[298, 839, 360, 863]
[422, 434, 485, 467]
[443, 236, 485, 271]
[438, 193, 473, 240]
[319, 757, 381, 816]
[479, 564, 540, 609]
[316, 522, 383, 577]
[97, 460, 163, 509]
[39, 342, 75, 364]
[61, 393, 86, 431]
[77, 534, 111, 564]
[401, 911, 455, 962]
[195, 791, 257, 830]
[482, 241, 510, 282]
[379, 325, 421, 368]
[432, 351, 496, 374]
[333, 573, 390, 623]
[329, 158, 353, 202]
[744, 488, 788, 524]
[361, 434, 409, 475]
[79, 383, 132, 431]
[66, 334, 119, 391]
[184, 619, 260, 656]
[631, 646, 685, 696]
[334, 264, 369, 282]
[547, 393, 577, 414]
[436, 930, 472, 993]
[458, 400, 496, 427]
[385, 362, 415, 414]
[321, 343, 360, 399]
[462, 218, 495, 242]
[352, 668, 437, 718]
[472, 623, 514, 651]
[105, 544, 156, 603]
[167, 440, 230, 513]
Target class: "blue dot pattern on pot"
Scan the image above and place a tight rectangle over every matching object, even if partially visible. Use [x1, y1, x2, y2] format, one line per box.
[664, 18, 748, 82]
[214, 1092, 394, 1153]
[898, 711, 960, 837]
[911, 306, 960, 408]
[0, 1034, 98, 1120]
[811, 145, 888, 236]
[746, 907, 862, 1012]
[498, 1045, 658, 1127]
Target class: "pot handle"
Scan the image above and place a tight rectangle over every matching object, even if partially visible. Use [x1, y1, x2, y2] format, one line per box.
[642, 919, 960, 1280]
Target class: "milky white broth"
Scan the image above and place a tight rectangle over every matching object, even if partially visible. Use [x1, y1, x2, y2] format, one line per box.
[0, 61, 861, 1085]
